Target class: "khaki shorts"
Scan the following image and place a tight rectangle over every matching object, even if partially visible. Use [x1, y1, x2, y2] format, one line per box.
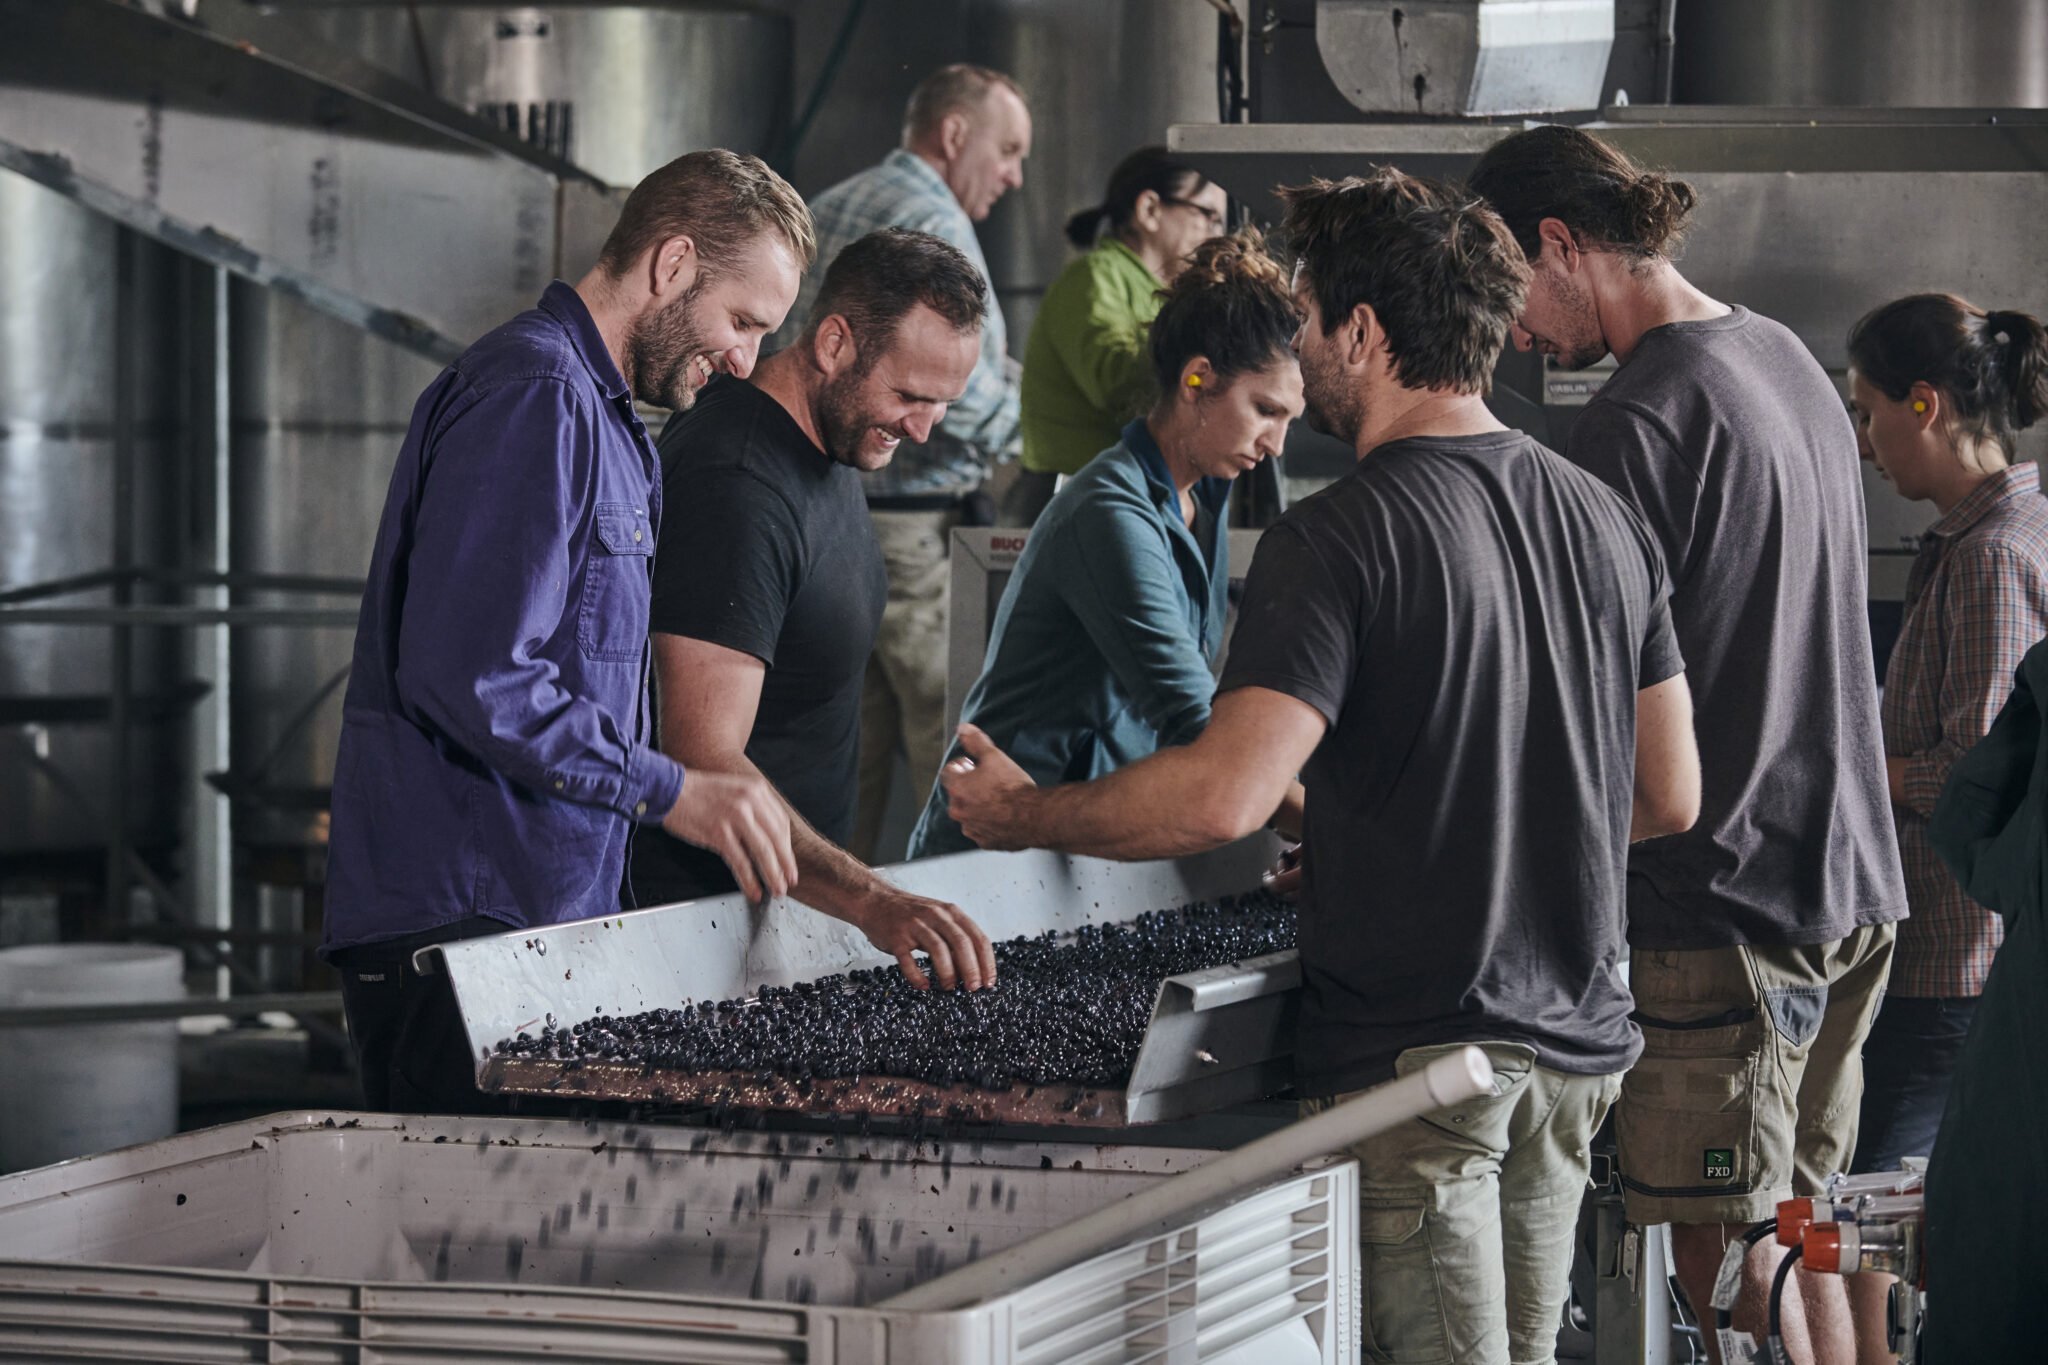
[1304, 1042, 1622, 1365]
[1615, 923, 1895, 1226]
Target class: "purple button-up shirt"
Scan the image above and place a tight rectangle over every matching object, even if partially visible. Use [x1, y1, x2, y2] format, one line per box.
[323, 282, 685, 952]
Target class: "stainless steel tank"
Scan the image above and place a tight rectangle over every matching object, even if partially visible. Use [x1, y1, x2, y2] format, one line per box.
[1674, 0, 2048, 107]
[973, 0, 1222, 343]
[227, 4, 793, 848]
[0, 175, 179, 855]
[227, 283, 443, 848]
[300, 4, 793, 184]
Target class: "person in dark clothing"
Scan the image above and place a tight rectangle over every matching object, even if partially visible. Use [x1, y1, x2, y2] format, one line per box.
[941, 169, 1700, 1365]
[1923, 636, 2048, 1363]
[322, 151, 811, 1114]
[631, 229, 997, 991]
[1469, 125, 1907, 1365]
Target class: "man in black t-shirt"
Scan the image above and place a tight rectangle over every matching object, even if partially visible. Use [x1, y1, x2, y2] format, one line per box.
[631, 229, 997, 992]
[941, 172, 1701, 1364]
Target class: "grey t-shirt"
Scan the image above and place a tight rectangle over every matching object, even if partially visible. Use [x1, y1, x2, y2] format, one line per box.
[1221, 431, 1681, 1095]
[1565, 307, 1907, 950]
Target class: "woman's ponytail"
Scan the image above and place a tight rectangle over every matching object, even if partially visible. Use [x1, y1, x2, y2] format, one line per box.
[1985, 309, 2048, 431]
[1065, 204, 1111, 249]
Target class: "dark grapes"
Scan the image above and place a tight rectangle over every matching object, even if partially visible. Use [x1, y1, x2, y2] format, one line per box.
[493, 893, 1294, 1092]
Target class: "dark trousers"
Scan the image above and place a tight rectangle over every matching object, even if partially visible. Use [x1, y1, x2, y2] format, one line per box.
[331, 916, 524, 1115]
[1849, 993, 1978, 1174]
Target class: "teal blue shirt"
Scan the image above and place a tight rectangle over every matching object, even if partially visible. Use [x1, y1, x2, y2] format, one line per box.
[909, 419, 1232, 858]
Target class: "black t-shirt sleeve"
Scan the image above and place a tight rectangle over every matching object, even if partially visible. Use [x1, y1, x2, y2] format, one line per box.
[1639, 594, 1684, 689]
[1568, 400, 1705, 586]
[648, 467, 803, 666]
[1217, 521, 1362, 725]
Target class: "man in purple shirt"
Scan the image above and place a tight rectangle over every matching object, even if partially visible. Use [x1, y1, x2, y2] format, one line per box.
[323, 151, 813, 1113]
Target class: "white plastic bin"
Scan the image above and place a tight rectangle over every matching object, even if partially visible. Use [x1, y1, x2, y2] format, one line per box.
[0, 943, 183, 1172]
[0, 1110, 1356, 1363]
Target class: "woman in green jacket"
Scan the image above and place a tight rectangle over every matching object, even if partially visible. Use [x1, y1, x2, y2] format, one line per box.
[910, 230, 1302, 859]
[1002, 147, 1231, 525]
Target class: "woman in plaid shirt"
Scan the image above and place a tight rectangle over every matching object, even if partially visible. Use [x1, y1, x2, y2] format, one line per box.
[1845, 293, 2048, 1164]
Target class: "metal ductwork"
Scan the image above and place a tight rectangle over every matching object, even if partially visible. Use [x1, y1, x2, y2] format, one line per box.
[298, 5, 793, 189]
[1316, 0, 1616, 117]
[0, 0, 627, 363]
[1674, 0, 2048, 108]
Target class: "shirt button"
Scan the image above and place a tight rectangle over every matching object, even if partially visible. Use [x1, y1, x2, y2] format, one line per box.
[553, 779, 565, 790]
[633, 530, 643, 543]
[634, 801, 648, 816]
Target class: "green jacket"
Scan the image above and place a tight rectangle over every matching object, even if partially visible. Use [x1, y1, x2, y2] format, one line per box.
[909, 420, 1232, 858]
[1923, 637, 2048, 1363]
[1019, 239, 1163, 476]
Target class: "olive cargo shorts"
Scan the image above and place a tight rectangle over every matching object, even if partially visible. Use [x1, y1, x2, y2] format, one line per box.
[1303, 1042, 1623, 1365]
[1615, 922, 1896, 1226]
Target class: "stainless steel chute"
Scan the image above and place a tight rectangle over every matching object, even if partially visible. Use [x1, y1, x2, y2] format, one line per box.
[421, 836, 1299, 1127]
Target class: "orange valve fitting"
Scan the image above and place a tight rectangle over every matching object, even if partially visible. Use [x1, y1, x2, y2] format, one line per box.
[1777, 1197, 1825, 1247]
[1803, 1222, 1855, 1274]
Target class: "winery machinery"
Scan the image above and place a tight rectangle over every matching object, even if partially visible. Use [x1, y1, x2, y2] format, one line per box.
[424, 837, 1299, 1129]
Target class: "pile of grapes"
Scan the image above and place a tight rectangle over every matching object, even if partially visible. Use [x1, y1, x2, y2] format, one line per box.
[492, 894, 1294, 1092]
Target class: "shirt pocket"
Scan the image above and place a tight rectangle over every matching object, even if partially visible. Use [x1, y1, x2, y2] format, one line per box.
[577, 502, 654, 663]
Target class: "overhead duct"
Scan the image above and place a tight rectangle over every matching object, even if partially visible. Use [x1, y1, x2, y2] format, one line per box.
[1316, 0, 1616, 117]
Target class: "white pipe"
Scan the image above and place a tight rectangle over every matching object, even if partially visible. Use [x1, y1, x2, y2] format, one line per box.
[881, 1045, 1494, 1312]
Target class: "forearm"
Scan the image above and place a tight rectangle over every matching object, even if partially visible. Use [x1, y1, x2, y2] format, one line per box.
[1005, 746, 1257, 860]
[1270, 782, 1306, 842]
[674, 741, 888, 919]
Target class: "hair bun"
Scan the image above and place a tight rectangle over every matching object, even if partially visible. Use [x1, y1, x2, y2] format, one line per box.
[1620, 173, 1696, 256]
[1165, 225, 1286, 299]
[1064, 203, 1112, 249]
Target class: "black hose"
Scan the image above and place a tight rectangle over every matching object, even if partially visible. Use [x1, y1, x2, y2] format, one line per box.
[1767, 1242, 1804, 1365]
[1714, 1219, 1780, 1334]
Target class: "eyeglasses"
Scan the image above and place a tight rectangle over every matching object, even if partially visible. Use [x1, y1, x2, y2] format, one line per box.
[1160, 196, 1226, 231]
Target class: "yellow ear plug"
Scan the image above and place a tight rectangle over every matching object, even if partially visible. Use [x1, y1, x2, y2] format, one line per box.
[1914, 400, 1927, 412]
[1187, 374, 1203, 388]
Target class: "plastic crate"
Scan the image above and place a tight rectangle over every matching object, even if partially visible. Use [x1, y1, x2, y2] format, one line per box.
[0, 1111, 1355, 1363]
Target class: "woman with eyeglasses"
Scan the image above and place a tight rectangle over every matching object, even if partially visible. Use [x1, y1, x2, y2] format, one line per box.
[1002, 147, 1230, 525]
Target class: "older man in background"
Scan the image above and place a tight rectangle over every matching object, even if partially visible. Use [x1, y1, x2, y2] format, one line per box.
[776, 63, 1032, 859]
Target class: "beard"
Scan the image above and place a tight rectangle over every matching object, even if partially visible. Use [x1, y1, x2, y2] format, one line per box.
[1298, 338, 1364, 448]
[1539, 271, 1610, 372]
[623, 277, 712, 411]
[815, 364, 901, 471]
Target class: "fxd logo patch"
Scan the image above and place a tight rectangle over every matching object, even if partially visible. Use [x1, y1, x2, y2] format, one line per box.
[1704, 1149, 1735, 1181]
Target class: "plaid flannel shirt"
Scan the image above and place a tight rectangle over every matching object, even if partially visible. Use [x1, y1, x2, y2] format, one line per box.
[772, 149, 1020, 499]
[1883, 460, 2048, 996]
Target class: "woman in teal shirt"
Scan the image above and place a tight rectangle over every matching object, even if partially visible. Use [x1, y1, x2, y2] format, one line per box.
[1004, 147, 1231, 524]
[910, 231, 1302, 858]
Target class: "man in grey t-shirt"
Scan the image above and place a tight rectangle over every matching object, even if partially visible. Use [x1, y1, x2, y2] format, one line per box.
[939, 169, 1702, 1365]
[1472, 126, 1907, 1365]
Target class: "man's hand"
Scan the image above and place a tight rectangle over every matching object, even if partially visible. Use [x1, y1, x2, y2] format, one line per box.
[940, 724, 1040, 850]
[660, 770, 798, 902]
[850, 886, 997, 991]
[1262, 843, 1303, 900]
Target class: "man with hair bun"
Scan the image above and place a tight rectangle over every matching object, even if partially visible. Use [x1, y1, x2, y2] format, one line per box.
[1470, 125, 1908, 1365]
[773, 64, 1033, 860]
[632, 228, 997, 993]
[942, 169, 1701, 1364]
[322, 150, 814, 1114]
